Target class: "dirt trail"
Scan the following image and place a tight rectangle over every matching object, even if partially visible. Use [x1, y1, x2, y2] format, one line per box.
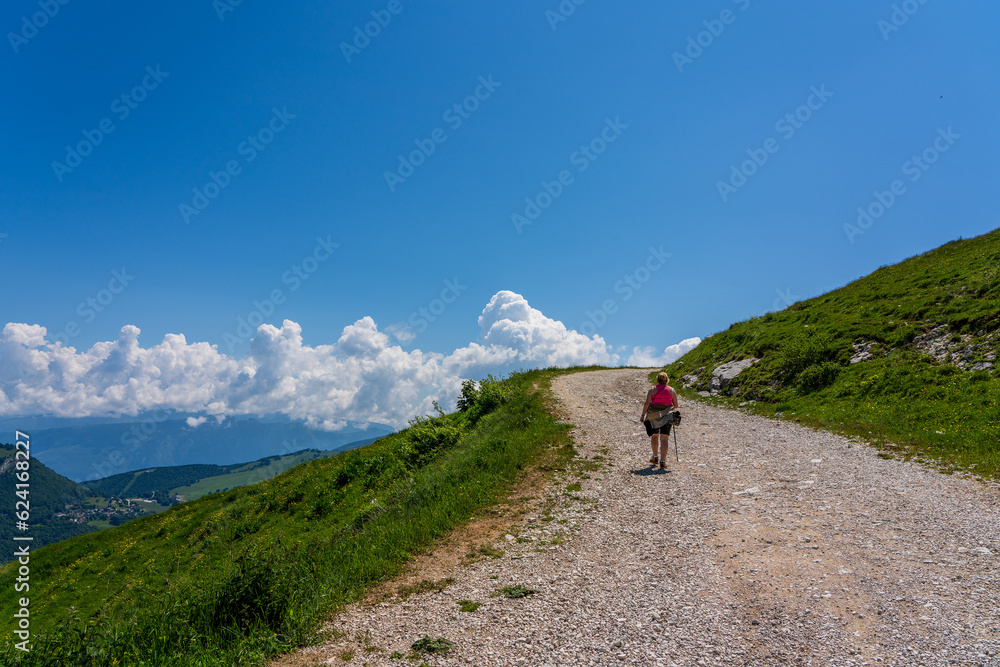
[277, 369, 1000, 666]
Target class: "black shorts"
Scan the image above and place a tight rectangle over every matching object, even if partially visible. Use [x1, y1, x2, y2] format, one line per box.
[644, 420, 672, 437]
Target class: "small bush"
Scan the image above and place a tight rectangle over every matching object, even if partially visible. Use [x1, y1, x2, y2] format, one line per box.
[500, 585, 538, 599]
[461, 374, 514, 424]
[411, 636, 455, 654]
[399, 417, 463, 468]
[456, 379, 478, 412]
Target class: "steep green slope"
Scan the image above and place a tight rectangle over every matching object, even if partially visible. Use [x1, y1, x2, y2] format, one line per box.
[0, 370, 574, 667]
[0, 445, 97, 555]
[665, 229, 1000, 477]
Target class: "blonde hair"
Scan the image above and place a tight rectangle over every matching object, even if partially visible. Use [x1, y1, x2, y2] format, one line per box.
[656, 372, 668, 384]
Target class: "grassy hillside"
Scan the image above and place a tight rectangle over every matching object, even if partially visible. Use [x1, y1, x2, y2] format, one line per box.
[664, 229, 1000, 478]
[83, 445, 372, 503]
[84, 463, 228, 499]
[0, 446, 98, 555]
[0, 370, 574, 667]
[168, 449, 339, 501]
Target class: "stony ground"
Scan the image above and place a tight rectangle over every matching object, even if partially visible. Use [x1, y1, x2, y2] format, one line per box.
[278, 369, 1000, 667]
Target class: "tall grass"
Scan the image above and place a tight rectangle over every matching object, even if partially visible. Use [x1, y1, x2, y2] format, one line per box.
[0, 370, 574, 666]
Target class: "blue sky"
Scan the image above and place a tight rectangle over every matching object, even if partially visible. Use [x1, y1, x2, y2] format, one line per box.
[1, 1, 998, 424]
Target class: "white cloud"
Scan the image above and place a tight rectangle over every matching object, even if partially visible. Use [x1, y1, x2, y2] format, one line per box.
[186, 416, 208, 428]
[627, 337, 702, 367]
[385, 323, 417, 343]
[477, 291, 615, 369]
[0, 291, 694, 428]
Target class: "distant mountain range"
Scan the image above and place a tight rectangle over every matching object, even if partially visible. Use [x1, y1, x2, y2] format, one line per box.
[8, 414, 394, 482]
[81, 443, 377, 504]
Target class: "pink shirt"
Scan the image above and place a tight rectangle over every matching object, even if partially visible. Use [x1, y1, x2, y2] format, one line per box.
[650, 384, 674, 406]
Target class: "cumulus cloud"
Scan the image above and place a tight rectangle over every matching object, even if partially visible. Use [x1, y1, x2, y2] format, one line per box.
[0, 291, 694, 428]
[186, 416, 208, 428]
[627, 337, 702, 367]
[385, 323, 417, 343]
[477, 291, 615, 369]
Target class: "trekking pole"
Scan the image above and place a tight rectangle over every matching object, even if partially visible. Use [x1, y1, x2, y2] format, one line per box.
[673, 424, 680, 462]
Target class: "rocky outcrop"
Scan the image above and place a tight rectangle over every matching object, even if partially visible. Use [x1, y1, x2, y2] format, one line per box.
[680, 374, 700, 388]
[913, 325, 997, 371]
[850, 342, 875, 364]
[709, 357, 759, 394]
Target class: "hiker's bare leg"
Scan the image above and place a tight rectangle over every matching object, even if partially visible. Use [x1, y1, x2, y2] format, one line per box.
[659, 431, 669, 461]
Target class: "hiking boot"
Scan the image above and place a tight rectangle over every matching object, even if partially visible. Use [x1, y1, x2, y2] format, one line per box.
[649, 455, 658, 464]
[659, 461, 667, 470]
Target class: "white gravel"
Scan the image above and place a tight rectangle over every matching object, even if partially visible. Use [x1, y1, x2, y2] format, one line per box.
[296, 369, 1000, 667]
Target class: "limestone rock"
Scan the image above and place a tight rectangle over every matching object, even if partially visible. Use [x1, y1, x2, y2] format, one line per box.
[709, 358, 759, 393]
[851, 342, 874, 364]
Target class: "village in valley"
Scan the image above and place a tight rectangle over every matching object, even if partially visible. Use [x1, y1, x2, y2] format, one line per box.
[55, 496, 168, 528]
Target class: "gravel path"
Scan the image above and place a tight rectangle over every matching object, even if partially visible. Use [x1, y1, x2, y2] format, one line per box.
[290, 369, 1000, 667]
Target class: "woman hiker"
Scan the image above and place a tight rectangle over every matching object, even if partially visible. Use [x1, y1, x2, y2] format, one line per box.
[640, 372, 679, 469]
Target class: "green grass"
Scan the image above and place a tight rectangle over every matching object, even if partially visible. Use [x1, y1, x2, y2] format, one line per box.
[456, 600, 481, 612]
[662, 228, 1000, 478]
[396, 578, 454, 600]
[170, 451, 335, 501]
[464, 544, 504, 562]
[499, 585, 538, 599]
[0, 370, 575, 666]
[411, 636, 454, 654]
